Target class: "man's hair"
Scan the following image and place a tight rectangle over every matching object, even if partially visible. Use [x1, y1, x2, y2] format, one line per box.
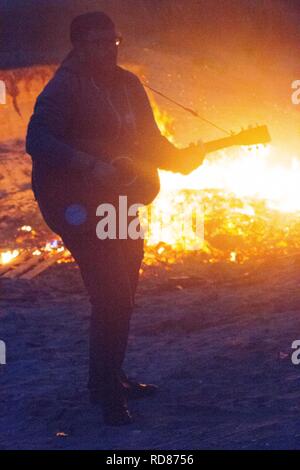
[70, 11, 115, 44]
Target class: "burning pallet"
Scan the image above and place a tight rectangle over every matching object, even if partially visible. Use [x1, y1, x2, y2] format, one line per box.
[0, 249, 67, 280]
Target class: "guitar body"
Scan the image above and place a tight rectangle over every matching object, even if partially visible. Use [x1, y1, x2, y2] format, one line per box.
[32, 151, 160, 236]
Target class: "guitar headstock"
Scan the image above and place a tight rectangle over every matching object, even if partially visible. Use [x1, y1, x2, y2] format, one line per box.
[231, 125, 271, 146]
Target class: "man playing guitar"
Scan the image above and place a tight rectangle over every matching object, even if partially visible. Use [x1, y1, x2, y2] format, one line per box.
[26, 11, 269, 426]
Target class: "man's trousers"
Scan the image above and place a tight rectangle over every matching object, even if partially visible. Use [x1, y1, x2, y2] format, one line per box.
[61, 229, 144, 401]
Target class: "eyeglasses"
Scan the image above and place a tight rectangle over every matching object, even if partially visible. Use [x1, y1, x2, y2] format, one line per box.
[84, 35, 123, 48]
[115, 35, 122, 47]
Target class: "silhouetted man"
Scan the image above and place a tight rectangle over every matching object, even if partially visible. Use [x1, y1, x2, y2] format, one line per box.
[26, 11, 205, 426]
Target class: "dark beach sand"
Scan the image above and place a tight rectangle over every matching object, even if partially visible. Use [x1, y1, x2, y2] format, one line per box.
[1, 250, 300, 450]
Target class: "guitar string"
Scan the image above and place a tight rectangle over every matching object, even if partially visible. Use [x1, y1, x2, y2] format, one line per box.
[142, 82, 231, 136]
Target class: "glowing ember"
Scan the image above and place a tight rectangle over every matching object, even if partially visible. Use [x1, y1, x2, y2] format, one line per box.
[44, 241, 61, 252]
[19, 225, 32, 232]
[0, 249, 19, 265]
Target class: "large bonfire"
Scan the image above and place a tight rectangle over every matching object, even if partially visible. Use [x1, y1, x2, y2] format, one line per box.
[1, 68, 300, 278]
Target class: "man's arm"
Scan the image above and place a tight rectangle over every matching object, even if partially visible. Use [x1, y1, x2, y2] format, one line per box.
[26, 69, 96, 172]
[132, 75, 205, 174]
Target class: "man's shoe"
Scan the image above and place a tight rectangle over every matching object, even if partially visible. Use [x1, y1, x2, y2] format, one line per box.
[102, 402, 133, 426]
[123, 380, 158, 399]
[89, 389, 133, 426]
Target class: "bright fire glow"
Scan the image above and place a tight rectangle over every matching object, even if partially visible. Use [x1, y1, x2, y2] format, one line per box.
[147, 99, 300, 252]
[151, 96, 300, 213]
[0, 249, 19, 265]
[158, 145, 300, 213]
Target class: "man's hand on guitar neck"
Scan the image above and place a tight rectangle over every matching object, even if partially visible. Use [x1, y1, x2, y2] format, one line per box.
[174, 140, 206, 175]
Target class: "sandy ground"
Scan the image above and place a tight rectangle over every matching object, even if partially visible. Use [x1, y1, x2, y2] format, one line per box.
[1, 250, 300, 450]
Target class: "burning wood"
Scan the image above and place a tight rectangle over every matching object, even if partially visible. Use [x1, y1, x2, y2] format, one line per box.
[1, 185, 300, 280]
[0, 242, 67, 280]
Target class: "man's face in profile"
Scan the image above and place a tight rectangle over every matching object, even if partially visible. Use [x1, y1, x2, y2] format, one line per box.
[78, 28, 121, 74]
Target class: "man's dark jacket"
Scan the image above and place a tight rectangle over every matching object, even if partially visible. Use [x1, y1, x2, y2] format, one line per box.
[26, 50, 196, 235]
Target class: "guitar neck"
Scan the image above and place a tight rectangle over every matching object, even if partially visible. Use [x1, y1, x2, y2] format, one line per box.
[204, 136, 235, 155]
